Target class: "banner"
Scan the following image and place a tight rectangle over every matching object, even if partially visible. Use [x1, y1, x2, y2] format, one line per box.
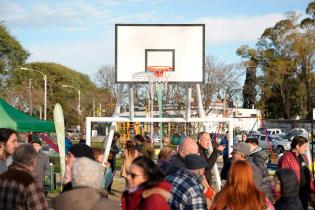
[53, 103, 65, 189]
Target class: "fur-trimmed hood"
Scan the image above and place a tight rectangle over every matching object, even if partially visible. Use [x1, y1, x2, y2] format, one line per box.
[142, 180, 172, 200]
[122, 180, 172, 210]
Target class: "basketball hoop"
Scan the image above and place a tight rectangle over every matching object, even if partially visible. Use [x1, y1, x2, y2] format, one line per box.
[147, 66, 173, 78]
[132, 66, 171, 100]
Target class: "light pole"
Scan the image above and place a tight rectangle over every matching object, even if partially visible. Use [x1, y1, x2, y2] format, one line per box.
[21, 67, 47, 120]
[61, 85, 81, 130]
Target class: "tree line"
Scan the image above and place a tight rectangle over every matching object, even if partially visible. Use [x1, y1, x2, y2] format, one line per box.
[1, 1, 314, 126]
[0, 23, 115, 127]
[238, 1, 315, 119]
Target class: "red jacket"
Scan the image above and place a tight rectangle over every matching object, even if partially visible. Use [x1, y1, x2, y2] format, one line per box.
[122, 180, 172, 210]
[278, 151, 314, 192]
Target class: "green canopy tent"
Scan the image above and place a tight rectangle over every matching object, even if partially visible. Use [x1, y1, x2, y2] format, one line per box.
[0, 98, 55, 132]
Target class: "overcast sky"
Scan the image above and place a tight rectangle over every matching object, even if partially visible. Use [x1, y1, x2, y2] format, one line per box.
[0, 0, 310, 78]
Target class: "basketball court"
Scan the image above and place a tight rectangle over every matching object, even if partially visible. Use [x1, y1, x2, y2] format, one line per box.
[86, 23, 236, 190]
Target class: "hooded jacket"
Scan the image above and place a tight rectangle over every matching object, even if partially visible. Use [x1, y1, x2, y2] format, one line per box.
[248, 146, 269, 177]
[274, 168, 303, 210]
[122, 180, 172, 210]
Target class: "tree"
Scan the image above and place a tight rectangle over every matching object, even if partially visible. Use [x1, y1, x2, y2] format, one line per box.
[238, 4, 315, 119]
[94, 65, 129, 115]
[236, 45, 258, 109]
[6, 62, 106, 128]
[0, 23, 29, 98]
[295, 1, 315, 118]
[257, 10, 315, 119]
[201, 56, 242, 115]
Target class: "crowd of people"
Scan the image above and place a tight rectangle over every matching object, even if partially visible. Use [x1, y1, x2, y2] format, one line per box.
[0, 127, 314, 210]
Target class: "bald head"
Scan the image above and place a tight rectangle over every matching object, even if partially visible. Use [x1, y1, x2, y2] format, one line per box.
[178, 138, 199, 158]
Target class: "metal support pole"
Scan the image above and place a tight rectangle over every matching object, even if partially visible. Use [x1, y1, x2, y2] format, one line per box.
[186, 86, 192, 121]
[195, 84, 221, 190]
[228, 120, 234, 156]
[44, 75, 47, 120]
[20, 67, 47, 120]
[103, 85, 123, 163]
[196, 84, 205, 118]
[78, 89, 81, 131]
[49, 163, 55, 192]
[129, 85, 134, 121]
[29, 78, 32, 116]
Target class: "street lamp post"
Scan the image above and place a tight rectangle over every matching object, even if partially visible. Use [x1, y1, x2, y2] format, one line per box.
[21, 67, 47, 120]
[61, 85, 81, 130]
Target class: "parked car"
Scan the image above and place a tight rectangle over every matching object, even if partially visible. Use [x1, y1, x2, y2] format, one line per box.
[257, 128, 284, 136]
[276, 133, 290, 141]
[287, 128, 310, 140]
[267, 128, 284, 136]
[251, 134, 290, 153]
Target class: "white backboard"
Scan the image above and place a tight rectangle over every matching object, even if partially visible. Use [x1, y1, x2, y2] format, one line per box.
[115, 24, 205, 83]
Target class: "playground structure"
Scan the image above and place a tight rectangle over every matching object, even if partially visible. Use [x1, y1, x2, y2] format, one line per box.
[86, 24, 237, 190]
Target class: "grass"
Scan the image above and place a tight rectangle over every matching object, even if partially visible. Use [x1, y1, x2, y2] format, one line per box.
[48, 142, 178, 177]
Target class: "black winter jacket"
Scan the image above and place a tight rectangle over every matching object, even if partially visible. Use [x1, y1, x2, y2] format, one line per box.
[274, 168, 303, 210]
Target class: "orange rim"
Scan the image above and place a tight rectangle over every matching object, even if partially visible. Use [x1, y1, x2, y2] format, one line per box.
[147, 66, 172, 78]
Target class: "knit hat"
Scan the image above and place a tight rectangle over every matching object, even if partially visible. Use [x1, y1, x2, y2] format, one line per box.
[69, 144, 95, 160]
[231, 142, 250, 156]
[184, 154, 208, 170]
[31, 138, 42, 146]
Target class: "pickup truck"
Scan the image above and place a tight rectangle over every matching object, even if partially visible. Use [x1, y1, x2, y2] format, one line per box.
[250, 134, 290, 153]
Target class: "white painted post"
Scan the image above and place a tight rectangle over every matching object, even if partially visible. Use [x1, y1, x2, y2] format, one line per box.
[186, 86, 192, 121]
[228, 119, 234, 156]
[129, 85, 134, 121]
[102, 85, 123, 163]
[196, 84, 221, 190]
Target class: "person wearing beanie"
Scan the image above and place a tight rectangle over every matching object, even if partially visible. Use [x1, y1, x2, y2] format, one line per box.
[62, 144, 95, 192]
[31, 137, 50, 190]
[68, 143, 95, 159]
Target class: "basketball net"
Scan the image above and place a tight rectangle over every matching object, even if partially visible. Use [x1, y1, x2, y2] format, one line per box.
[132, 66, 171, 100]
[132, 66, 171, 148]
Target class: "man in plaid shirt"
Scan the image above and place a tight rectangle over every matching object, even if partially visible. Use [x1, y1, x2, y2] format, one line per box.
[0, 143, 48, 210]
[166, 167, 206, 210]
[164, 139, 207, 210]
